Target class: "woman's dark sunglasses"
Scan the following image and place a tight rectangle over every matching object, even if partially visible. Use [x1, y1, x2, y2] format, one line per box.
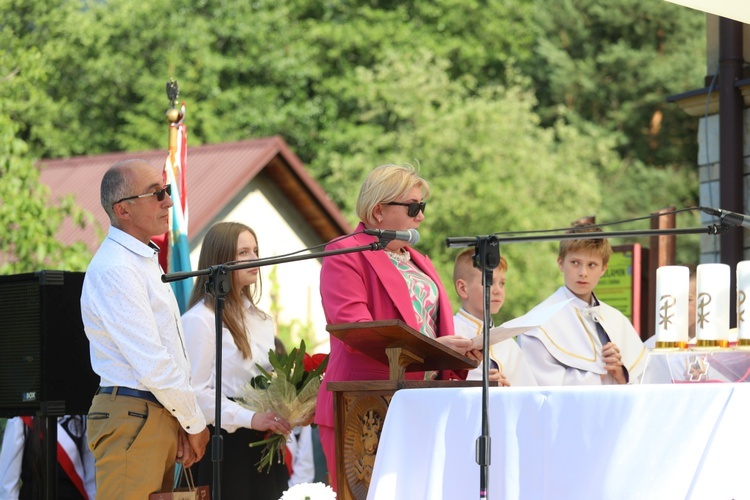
[113, 184, 172, 207]
[386, 201, 426, 217]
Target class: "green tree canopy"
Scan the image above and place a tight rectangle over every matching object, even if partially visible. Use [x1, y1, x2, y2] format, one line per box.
[530, 0, 705, 167]
[0, 0, 704, 313]
[1, 4, 93, 271]
[0, 113, 92, 272]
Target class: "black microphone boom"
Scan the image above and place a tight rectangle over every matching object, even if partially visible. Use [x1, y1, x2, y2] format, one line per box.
[700, 206, 750, 229]
[363, 228, 420, 245]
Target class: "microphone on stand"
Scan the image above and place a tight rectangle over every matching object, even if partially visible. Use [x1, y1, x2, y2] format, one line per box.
[363, 228, 420, 245]
[700, 206, 750, 229]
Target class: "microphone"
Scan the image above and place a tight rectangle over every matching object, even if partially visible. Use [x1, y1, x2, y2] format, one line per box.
[700, 206, 750, 229]
[364, 228, 420, 245]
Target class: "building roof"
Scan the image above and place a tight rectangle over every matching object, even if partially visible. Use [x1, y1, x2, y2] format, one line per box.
[39, 136, 353, 251]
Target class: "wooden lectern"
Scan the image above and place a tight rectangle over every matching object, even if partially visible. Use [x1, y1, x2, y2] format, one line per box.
[326, 320, 481, 500]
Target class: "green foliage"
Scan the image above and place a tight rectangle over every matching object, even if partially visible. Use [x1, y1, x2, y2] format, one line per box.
[0, 0, 87, 157]
[253, 340, 317, 391]
[529, 0, 705, 167]
[0, 2, 94, 272]
[268, 265, 321, 350]
[0, 0, 704, 315]
[0, 113, 93, 272]
[275, 318, 321, 353]
[592, 158, 700, 265]
[309, 50, 611, 316]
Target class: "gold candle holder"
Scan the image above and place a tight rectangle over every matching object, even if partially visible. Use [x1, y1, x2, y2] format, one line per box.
[655, 341, 688, 350]
[694, 339, 729, 349]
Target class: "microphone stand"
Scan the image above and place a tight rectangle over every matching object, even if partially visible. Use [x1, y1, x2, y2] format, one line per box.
[445, 221, 735, 500]
[162, 237, 390, 500]
[448, 235, 500, 500]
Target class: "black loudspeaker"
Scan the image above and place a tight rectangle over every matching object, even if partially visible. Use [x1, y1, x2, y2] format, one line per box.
[0, 270, 98, 417]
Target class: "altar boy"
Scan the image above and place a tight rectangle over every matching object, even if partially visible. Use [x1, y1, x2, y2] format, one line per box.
[517, 225, 647, 385]
[452, 249, 537, 386]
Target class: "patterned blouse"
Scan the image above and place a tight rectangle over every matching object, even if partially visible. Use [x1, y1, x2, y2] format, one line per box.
[386, 254, 439, 339]
[387, 253, 440, 380]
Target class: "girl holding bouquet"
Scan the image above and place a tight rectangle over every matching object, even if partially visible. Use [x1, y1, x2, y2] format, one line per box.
[182, 222, 292, 499]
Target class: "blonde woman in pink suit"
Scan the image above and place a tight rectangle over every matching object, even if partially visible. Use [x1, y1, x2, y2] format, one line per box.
[315, 164, 480, 490]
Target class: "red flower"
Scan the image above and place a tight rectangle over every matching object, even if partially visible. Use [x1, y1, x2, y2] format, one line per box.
[303, 352, 328, 373]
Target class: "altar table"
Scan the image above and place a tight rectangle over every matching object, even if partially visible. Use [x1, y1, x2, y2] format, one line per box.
[366, 384, 750, 499]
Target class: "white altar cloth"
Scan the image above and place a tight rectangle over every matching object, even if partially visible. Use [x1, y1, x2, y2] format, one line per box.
[367, 385, 750, 500]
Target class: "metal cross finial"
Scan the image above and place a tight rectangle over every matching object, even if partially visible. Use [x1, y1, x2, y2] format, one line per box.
[165, 79, 181, 124]
[166, 78, 179, 106]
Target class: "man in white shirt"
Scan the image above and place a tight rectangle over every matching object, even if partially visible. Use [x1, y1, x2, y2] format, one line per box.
[80, 159, 209, 497]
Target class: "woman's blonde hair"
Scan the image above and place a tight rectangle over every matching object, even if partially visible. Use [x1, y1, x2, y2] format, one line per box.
[188, 222, 266, 359]
[355, 163, 430, 225]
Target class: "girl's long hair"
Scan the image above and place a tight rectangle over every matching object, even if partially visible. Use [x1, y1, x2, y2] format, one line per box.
[188, 222, 266, 359]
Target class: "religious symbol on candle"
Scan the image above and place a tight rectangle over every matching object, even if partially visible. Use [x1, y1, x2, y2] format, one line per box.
[658, 294, 676, 330]
[697, 292, 712, 328]
[739, 290, 746, 326]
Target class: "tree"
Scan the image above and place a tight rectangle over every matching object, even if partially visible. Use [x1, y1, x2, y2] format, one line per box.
[523, 0, 703, 264]
[0, 5, 93, 272]
[529, 0, 705, 167]
[309, 50, 614, 317]
[0, 113, 93, 272]
[0, 0, 93, 158]
[1, 0, 704, 304]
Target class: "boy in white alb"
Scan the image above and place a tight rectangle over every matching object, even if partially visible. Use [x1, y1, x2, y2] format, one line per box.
[452, 249, 537, 386]
[517, 225, 647, 385]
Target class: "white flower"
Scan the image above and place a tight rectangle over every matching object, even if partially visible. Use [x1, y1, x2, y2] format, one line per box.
[280, 482, 336, 500]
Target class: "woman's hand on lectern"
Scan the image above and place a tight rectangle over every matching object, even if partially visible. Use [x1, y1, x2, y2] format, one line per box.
[436, 335, 474, 355]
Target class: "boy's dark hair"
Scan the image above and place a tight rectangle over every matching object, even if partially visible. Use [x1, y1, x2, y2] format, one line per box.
[558, 224, 613, 265]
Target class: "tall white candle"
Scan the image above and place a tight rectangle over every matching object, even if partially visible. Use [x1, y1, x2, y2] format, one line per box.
[695, 263, 730, 342]
[654, 266, 689, 344]
[736, 261, 750, 341]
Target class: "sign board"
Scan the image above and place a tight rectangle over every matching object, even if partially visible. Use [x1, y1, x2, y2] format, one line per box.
[595, 244, 645, 334]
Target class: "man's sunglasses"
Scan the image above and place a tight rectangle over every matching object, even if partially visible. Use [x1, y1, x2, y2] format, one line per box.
[113, 184, 172, 207]
[386, 201, 427, 217]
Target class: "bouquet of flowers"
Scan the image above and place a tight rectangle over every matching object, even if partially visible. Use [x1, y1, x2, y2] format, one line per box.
[237, 340, 328, 472]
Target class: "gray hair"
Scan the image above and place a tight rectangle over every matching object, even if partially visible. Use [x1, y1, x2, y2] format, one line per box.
[100, 159, 147, 223]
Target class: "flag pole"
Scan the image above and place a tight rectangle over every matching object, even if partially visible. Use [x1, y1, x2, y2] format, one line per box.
[164, 79, 190, 491]
[166, 79, 181, 149]
[155, 80, 182, 276]
[165, 80, 221, 498]
[162, 79, 193, 312]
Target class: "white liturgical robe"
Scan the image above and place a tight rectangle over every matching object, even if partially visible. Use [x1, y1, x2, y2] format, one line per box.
[518, 287, 647, 386]
[453, 309, 537, 386]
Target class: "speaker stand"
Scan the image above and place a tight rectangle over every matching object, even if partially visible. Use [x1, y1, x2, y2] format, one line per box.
[41, 401, 65, 500]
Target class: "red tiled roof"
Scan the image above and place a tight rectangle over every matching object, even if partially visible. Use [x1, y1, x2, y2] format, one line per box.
[39, 136, 353, 251]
